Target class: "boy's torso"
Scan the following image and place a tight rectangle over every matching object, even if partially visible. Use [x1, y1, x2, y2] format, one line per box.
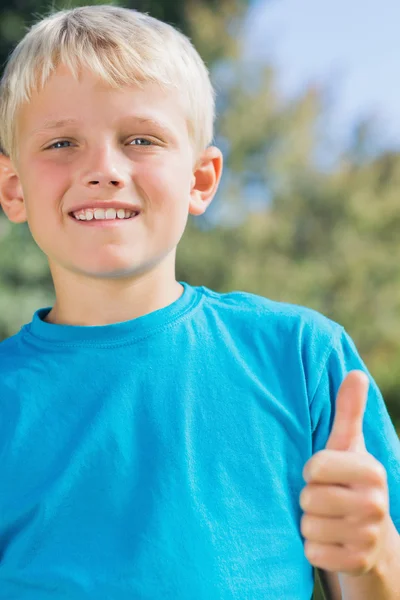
[0, 284, 347, 599]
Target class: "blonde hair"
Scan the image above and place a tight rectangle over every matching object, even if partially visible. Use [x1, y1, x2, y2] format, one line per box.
[0, 4, 216, 162]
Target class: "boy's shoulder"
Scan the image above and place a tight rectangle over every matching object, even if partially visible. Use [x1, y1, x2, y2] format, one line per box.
[0, 286, 346, 361]
[0, 315, 33, 365]
[199, 285, 344, 341]
[0, 327, 25, 360]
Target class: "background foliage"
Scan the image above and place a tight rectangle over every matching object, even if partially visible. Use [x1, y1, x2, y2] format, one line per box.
[1, 1, 399, 597]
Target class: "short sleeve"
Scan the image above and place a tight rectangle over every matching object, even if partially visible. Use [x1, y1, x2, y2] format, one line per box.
[309, 328, 400, 534]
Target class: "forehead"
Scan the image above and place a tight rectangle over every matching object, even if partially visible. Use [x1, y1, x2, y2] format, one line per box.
[17, 65, 189, 140]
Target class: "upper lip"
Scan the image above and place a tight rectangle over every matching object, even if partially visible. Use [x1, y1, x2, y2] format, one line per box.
[68, 201, 141, 214]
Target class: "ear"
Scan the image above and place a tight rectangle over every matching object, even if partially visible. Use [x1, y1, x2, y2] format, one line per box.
[189, 146, 223, 216]
[0, 153, 27, 223]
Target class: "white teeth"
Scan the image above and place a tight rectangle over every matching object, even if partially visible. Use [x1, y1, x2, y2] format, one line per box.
[72, 208, 137, 220]
[94, 209, 105, 220]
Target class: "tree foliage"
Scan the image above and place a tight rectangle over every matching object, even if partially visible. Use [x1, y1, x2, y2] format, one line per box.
[178, 1, 400, 433]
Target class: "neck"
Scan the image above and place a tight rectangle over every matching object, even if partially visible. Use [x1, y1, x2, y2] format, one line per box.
[45, 260, 184, 326]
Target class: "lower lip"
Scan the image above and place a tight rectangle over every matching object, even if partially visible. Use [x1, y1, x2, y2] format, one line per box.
[69, 212, 141, 227]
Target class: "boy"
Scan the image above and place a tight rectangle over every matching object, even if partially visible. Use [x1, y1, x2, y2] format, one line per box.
[0, 5, 399, 599]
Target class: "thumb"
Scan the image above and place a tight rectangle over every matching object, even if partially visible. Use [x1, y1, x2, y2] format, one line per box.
[325, 370, 369, 452]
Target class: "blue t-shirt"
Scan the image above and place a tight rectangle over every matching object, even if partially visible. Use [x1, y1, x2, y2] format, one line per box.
[0, 282, 399, 599]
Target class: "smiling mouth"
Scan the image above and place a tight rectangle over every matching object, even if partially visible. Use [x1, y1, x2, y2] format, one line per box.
[70, 208, 140, 221]
[69, 212, 141, 228]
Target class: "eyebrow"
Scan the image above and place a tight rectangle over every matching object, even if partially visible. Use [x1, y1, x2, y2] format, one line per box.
[31, 116, 176, 137]
[32, 118, 80, 134]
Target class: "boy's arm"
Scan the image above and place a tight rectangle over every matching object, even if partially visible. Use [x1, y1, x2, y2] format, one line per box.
[338, 517, 400, 600]
[317, 523, 400, 599]
[303, 371, 400, 599]
[318, 521, 400, 600]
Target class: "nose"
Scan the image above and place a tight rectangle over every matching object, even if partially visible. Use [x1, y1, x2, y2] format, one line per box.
[85, 175, 124, 189]
[81, 145, 128, 190]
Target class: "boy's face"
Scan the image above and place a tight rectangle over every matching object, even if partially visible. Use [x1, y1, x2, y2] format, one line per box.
[1, 65, 222, 281]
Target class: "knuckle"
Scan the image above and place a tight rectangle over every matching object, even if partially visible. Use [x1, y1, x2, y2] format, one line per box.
[300, 515, 310, 537]
[369, 459, 386, 482]
[304, 540, 317, 561]
[362, 525, 379, 546]
[375, 464, 387, 485]
[365, 491, 387, 518]
[309, 452, 326, 477]
[300, 488, 311, 511]
[354, 553, 370, 574]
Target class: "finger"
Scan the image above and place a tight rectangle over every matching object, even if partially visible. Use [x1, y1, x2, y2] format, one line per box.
[301, 514, 343, 545]
[304, 541, 370, 575]
[301, 514, 375, 546]
[300, 483, 358, 517]
[326, 370, 369, 452]
[304, 450, 387, 486]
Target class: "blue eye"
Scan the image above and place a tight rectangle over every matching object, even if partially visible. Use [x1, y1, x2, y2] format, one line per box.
[130, 138, 153, 146]
[46, 137, 154, 150]
[47, 140, 72, 150]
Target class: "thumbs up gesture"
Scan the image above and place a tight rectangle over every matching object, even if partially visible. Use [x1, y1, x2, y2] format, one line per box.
[300, 370, 391, 576]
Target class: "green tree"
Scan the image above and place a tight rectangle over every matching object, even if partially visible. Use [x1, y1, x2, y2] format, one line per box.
[177, 2, 400, 435]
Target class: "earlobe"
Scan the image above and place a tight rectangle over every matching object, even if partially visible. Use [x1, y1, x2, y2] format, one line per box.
[0, 153, 27, 223]
[189, 146, 223, 216]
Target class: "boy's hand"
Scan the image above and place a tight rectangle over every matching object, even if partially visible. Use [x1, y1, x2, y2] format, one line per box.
[300, 370, 391, 576]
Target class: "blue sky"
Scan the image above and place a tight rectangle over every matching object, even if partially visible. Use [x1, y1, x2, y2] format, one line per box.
[244, 0, 400, 152]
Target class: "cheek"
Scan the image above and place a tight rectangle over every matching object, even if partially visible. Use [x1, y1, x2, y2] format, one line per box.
[137, 157, 193, 205]
[20, 170, 68, 228]
[23, 161, 67, 207]
[30, 158, 67, 187]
